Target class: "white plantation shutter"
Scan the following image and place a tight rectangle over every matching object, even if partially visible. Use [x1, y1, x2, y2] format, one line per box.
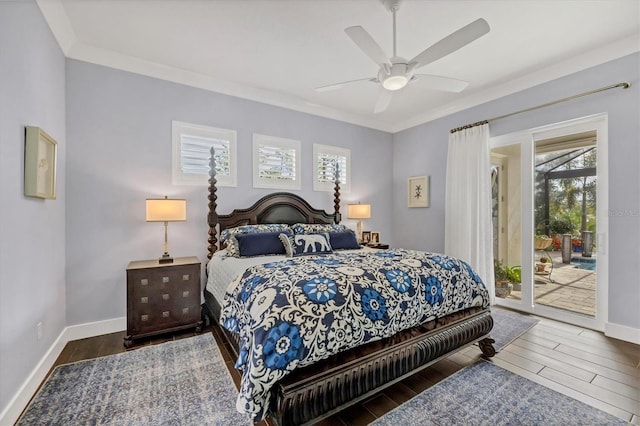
[253, 134, 301, 189]
[257, 144, 296, 180]
[313, 144, 350, 192]
[172, 121, 237, 186]
[317, 153, 347, 184]
[180, 135, 230, 176]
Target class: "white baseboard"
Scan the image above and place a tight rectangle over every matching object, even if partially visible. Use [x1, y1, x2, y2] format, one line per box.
[605, 322, 640, 344]
[0, 317, 125, 426]
[63, 316, 126, 342]
[0, 328, 68, 426]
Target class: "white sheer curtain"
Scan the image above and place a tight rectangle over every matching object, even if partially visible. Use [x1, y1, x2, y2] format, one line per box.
[445, 123, 495, 303]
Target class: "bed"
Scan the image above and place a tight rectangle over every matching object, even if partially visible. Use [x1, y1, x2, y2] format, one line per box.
[202, 157, 495, 425]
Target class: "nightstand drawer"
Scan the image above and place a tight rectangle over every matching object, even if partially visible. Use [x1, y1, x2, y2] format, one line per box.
[128, 265, 197, 295]
[125, 256, 202, 347]
[132, 302, 200, 333]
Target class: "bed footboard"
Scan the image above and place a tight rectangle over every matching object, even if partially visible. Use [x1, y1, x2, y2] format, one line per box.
[271, 309, 492, 425]
[203, 290, 493, 426]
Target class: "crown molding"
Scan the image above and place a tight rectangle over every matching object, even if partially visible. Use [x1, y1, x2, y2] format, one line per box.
[38, 0, 638, 135]
[392, 34, 640, 133]
[65, 42, 393, 132]
[37, 0, 77, 55]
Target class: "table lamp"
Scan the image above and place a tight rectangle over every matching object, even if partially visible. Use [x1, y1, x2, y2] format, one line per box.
[347, 203, 371, 242]
[146, 196, 186, 263]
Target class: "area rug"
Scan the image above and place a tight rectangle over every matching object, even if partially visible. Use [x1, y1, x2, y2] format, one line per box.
[17, 334, 251, 425]
[371, 361, 626, 425]
[490, 306, 539, 352]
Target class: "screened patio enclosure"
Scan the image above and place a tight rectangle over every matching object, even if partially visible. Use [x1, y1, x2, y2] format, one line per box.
[535, 130, 597, 251]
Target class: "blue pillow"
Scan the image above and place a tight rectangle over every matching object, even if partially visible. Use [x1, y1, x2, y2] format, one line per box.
[221, 224, 291, 257]
[279, 233, 333, 257]
[235, 230, 292, 257]
[329, 231, 361, 250]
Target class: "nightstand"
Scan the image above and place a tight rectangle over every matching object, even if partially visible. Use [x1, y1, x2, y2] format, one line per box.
[367, 243, 389, 249]
[124, 256, 202, 347]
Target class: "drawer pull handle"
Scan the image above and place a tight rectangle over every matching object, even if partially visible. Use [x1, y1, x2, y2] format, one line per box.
[182, 307, 189, 315]
[162, 311, 170, 318]
[141, 314, 148, 322]
[162, 293, 169, 300]
[182, 274, 189, 281]
[140, 297, 148, 304]
[140, 278, 148, 286]
[162, 276, 169, 283]
[182, 290, 190, 297]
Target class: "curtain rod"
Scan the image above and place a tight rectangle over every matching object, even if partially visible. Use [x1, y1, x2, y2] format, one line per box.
[450, 82, 630, 134]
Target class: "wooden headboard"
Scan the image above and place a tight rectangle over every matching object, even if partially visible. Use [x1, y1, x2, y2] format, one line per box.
[207, 149, 341, 259]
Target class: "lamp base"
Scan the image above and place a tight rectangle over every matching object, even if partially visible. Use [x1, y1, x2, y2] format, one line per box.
[158, 253, 174, 264]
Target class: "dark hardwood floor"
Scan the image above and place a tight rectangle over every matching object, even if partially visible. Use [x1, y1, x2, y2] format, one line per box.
[36, 322, 470, 426]
[32, 316, 638, 425]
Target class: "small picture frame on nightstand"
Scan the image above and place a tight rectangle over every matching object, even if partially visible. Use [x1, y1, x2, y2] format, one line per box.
[370, 232, 380, 244]
[361, 231, 371, 244]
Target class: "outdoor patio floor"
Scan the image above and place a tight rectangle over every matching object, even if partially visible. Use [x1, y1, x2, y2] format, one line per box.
[505, 251, 596, 316]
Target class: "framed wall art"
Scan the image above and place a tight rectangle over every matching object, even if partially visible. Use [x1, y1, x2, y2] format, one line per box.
[407, 175, 429, 208]
[24, 126, 57, 199]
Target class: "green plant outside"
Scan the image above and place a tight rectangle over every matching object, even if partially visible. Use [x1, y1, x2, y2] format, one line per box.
[494, 260, 522, 283]
[549, 217, 574, 235]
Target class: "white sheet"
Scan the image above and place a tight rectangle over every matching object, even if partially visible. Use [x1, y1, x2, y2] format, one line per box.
[206, 248, 373, 306]
[206, 250, 286, 304]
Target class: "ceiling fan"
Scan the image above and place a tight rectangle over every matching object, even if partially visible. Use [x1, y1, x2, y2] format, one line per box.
[315, 0, 490, 113]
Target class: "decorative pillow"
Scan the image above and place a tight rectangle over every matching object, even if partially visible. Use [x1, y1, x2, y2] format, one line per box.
[235, 230, 292, 257]
[328, 230, 361, 250]
[291, 223, 347, 235]
[279, 233, 333, 257]
[221, 224, 290, 257]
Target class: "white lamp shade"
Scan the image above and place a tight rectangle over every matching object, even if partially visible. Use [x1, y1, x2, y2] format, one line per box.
[347, 204, 371, 219]
[146, 198, 186, 222]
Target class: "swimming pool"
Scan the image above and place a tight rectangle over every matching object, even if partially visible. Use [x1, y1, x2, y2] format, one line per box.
[572, 257, 596, 271]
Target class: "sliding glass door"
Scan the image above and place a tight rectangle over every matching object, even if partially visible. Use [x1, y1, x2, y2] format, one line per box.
[491, 115, 608, 331]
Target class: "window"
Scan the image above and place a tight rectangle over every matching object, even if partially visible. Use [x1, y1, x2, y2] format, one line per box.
[253, 133, 301, 190]
[172, 121, 237, 187]
[313, 144, 350, 192]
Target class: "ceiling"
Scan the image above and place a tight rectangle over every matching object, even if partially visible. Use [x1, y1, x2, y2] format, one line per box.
[37, 0, 639, 133]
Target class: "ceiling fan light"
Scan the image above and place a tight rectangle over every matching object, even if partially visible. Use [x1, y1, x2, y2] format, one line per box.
[382, 75, 408, 91]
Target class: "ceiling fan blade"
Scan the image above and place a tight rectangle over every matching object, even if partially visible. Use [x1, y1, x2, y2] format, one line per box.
[345, 26, 390, 68]
[409, 18, 490, 69]
[374, 90, 394, 114]
[315, 77, 377, 92]
[412, 74, 469, 92]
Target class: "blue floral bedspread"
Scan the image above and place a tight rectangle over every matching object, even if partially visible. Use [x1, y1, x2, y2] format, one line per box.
[220, 249, 489, 420]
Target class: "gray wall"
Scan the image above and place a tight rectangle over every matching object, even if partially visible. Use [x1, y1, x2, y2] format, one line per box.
[1, 3, 637, 418]
[393, 53, 640, 331]
[0, 1, 66, 415]
[65, 60, 393, 325]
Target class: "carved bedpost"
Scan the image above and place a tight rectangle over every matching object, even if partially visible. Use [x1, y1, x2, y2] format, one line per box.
[334, 165, 341, 224]
[207, 147, 219, 260]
